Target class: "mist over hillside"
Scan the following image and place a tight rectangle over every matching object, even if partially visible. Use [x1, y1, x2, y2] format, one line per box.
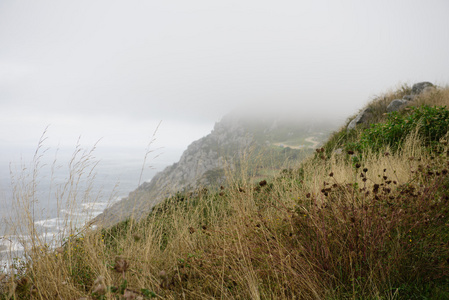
[95, 111, 339, 226]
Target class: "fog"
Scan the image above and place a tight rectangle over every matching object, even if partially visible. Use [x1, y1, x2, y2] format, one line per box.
[1, 0, 449, 162]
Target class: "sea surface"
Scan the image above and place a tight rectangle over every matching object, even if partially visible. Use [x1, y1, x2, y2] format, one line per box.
[0, 145, 180, 269]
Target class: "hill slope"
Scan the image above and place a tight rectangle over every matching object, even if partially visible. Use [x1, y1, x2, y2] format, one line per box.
[3, 82, 449, 299]
[95, 113, 336, 226]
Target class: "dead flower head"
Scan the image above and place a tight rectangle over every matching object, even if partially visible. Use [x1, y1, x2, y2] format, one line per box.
[114, 257, 129, 273]
[159, 270, 169, 289]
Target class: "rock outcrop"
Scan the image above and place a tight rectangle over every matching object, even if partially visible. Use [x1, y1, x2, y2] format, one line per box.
[386, 99, 408, 113]
[347, 107, 373, 131]
[347, 82, 436, 131]
[411, 81, 434, 95]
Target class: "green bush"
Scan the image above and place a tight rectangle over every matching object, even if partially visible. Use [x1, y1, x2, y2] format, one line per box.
[349, 105, 449, 153]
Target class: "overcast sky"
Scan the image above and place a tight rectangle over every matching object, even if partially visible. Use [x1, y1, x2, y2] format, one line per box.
[1, 0, 449, 162]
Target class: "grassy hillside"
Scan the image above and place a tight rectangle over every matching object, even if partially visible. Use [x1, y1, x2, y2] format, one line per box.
[94, 114, 335, 226]
[1, 85, 449, 299]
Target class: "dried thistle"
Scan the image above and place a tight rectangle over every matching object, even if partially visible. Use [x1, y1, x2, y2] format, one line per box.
[114, 257, 129, 274]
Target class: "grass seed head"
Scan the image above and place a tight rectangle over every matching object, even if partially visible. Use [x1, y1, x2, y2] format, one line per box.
[93, 275, 105, 285]
[92, 283, 106, 295]
[124, 289, 142, 299]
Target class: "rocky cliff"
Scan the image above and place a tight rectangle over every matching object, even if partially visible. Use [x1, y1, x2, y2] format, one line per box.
[95, 113, 336, 226]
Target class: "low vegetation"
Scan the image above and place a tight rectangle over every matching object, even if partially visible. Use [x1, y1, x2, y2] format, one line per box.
[1, 84, 449, 299]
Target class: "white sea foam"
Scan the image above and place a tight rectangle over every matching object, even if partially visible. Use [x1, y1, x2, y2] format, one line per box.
[0, 200, 110, 260]
[0, 237, 25, 253]
[34, 217, 64, 230]
[0, 152, 166, 273]
[81, 201, 109, 212]
[59, 209, 88, 217]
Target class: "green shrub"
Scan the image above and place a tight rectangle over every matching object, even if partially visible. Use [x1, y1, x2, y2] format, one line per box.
[349, 105, 449, 153]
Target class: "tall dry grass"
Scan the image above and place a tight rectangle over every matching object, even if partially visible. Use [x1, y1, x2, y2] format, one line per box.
[1, 85, 448, 299]
[0, 135, 119, 299]
[1, 130, 447, 299]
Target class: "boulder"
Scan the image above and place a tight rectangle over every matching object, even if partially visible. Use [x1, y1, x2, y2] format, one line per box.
[412, 82, 434, 95]
[387, 99, 408, 113]
[347, 107, 373, 131]
[401, 82, 434, 101]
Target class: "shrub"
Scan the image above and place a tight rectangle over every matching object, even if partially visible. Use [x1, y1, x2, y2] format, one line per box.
[293, 149, 449, 298]
[349, 105, 449, 153]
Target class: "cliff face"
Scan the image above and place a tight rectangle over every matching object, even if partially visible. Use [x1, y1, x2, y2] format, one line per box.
[95, 115, 254, 226]
[95, 113, 336, 226]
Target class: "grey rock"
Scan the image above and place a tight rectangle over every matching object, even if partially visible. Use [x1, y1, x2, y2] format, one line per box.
[402, 95, 415, 101]
[412, 82, 434, 95]
[347, 107, 373, 131]
[421, 86, 436, 95]
[387, 99, 408, 113]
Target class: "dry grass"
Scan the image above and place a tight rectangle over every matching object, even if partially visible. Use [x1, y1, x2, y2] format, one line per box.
[1, 85, 449, 299]
[412, 85, 449, 107]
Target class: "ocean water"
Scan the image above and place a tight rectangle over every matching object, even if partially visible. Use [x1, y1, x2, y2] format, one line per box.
[0, 146, 179, 269]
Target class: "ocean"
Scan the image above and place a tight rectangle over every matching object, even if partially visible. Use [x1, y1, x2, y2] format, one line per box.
[0, 145, 180, 269]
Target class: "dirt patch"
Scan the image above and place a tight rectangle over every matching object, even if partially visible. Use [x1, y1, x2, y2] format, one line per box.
[273, 136, 320, 149]
[304, 136, 320, 149]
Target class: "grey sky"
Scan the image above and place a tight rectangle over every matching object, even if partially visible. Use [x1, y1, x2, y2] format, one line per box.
[1, 0, 449, 157]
